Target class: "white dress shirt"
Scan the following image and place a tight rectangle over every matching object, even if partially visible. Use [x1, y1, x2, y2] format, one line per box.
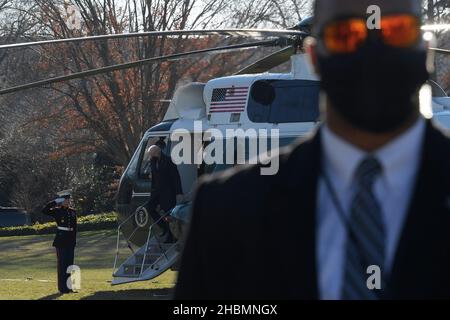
[317, 118, 426, 300]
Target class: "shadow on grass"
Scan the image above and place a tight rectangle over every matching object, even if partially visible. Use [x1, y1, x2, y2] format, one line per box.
[80, 288, 174, 300]
[39, 293, 65, 300]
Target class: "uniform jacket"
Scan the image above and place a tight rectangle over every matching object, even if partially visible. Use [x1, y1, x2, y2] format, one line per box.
[42, 202, 77, 248]
[175, 121, 450, 299]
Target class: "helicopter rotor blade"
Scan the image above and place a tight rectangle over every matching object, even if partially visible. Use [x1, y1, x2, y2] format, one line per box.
[422, 24, 450, 32]
[6, 24, 441, 51]
[429, 47, 450, 55]
[0, 39, 280, 96]
[151, 99, 172, 103]
[0, 29, 306, 51]
[235, 46, 296, 75]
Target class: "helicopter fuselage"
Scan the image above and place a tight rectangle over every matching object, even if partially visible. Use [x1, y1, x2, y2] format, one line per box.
[116, 54, 450, 247]
[116, 55, 321, 246]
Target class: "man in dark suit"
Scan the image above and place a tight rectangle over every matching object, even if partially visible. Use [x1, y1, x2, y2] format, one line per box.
[42, 191, 77, 294]
[176, 0, 450, 299]
[144, 144, 183, 243]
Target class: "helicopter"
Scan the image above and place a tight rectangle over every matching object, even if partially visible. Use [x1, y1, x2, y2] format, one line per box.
[0, 16, 449, 285]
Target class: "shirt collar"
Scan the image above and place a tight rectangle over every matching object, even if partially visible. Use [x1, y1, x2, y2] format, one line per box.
[321, 118, 426, 190]
[375, 118, 425, 189]
[321, 125, 365, 190]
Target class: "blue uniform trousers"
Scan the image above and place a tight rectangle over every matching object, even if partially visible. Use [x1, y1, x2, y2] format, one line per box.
[55, 247, 75, 293]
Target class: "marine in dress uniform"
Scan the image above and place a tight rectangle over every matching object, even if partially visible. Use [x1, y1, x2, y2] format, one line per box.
[42, 190, 77, 294]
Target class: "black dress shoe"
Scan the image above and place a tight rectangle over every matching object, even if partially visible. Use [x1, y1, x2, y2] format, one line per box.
[161, 231, 176, 243]
[59, 290, 72, 294]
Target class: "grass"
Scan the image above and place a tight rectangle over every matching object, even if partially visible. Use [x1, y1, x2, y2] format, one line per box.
[0, 230, 176, 300]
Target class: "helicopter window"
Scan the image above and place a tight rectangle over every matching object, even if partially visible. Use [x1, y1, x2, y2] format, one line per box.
[198, 139, 237, 177]
[198, 137, 297, 177]
[280, 137, 298, 147]
[248, 80, 320, 124]
[138, 137, 168, 179]
[230, 113, 241, 123]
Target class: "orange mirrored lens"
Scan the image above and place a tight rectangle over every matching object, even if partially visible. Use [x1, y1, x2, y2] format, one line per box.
[324, 19, 368, 54]
[381, 15, 420, 48]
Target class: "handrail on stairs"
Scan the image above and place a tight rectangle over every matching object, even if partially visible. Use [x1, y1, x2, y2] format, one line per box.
[139, 210, 174, 278]
[112, 209, 141, 276]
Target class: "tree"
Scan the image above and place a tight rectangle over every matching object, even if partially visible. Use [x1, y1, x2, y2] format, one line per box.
[0, 0, 313, 212]
[4, 0, 312, 167]
[19, 0, 248, 166]
[423, 0, 450, 92]
[424, 0, 449, 23]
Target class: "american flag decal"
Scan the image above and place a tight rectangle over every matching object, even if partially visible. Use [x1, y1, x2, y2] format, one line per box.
[210, 86, 248, 113]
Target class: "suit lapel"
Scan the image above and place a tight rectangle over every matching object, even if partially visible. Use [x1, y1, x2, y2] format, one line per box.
[387, 122, 450, 299]
[268, 122, 450, 299]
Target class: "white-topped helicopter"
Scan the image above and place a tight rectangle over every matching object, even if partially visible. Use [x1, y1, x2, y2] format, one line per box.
[112, 19, 322, 285]
[0, 17, 449, 285]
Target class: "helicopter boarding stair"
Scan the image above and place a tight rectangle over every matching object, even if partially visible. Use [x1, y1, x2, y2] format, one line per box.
[112, 211, 181, 285]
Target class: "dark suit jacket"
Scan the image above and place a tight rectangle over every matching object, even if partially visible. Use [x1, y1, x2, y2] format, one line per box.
[148, 153, 183, 212]
[175, 121, 450, 299]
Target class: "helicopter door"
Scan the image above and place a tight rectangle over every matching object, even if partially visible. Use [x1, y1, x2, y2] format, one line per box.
[131, 135, 169, 227]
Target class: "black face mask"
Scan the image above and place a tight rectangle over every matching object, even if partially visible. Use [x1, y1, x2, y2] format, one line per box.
[318, 41, 429, 133]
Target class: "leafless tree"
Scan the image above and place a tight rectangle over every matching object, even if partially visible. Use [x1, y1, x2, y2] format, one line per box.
[424, 0, 449, 24]
[0, 0, 313, 211]
[3, 0, 312, 166]
[222, 0, 312, 29]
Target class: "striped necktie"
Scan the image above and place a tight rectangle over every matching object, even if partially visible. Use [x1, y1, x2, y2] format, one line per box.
[341, 156, 385, 300]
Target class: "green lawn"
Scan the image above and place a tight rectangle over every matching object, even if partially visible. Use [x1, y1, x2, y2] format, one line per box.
[0, 230, 176, 300]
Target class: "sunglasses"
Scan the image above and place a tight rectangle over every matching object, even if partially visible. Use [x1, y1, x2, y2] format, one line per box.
[322, 14, 421, 54]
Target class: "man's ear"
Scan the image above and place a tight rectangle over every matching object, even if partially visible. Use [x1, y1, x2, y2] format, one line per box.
[304, 37, 320, 76]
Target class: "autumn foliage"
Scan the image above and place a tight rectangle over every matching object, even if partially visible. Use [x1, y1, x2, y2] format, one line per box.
[0, 0, 313, 214]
